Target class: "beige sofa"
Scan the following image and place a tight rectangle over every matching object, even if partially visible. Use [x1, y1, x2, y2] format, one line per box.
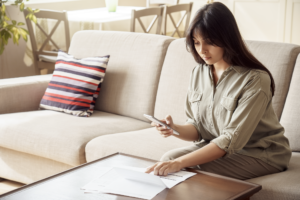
[0, 31, 299, 200]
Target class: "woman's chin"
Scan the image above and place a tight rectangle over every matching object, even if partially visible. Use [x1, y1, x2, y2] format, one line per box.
[205, 60, 214, 65]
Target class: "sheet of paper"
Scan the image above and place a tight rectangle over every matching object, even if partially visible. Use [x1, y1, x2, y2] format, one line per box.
[81, 166, 197, 199]
[155, 170, 197, 188]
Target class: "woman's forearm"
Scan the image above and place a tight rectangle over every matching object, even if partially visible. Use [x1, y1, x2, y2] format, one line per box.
[175, 142, 226, 168]
[172, 123, 199, 141]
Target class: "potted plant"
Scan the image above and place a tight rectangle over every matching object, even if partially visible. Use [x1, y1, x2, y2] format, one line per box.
[0, 0, 38, 55]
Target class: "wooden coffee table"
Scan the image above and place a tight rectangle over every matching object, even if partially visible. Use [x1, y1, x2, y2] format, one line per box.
[0, 153, 261, 200]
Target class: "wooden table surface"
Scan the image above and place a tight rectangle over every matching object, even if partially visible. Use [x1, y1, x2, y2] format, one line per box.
[0, 153, 261, 200]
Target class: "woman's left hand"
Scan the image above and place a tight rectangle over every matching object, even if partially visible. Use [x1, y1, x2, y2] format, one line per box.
[145, 160, 183, 176]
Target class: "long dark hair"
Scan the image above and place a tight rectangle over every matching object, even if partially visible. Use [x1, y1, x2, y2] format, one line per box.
[186, 2, 275, 96]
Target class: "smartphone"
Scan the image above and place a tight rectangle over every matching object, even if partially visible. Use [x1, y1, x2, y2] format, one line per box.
[143, 114, 180, 135]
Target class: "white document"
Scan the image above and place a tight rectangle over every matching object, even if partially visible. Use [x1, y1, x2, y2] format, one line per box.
[82, 166, 196, 200]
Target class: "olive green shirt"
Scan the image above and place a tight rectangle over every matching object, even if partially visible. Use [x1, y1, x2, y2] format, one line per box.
[185, 64, 291, 171]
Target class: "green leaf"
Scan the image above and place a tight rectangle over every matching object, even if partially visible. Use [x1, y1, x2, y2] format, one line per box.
[12, 20, 17, 25]
[27, 7, 33, 12]
[25, 13, 32, 19]
[1, 4, 6, 13]
[3, 21, 8, 28]
[19, 3, 25, 12]
[19, 28, 28, 42]
[34, 9, 40, 13]
[4, 15, 10, 21]
[31, 15, 37, 24]
[17, 22, 25, 26]
[12, 27, 20, 45]
[0, 37, 5, 55]
[20, 28, 29, 35]
[1, 30, 12, 45]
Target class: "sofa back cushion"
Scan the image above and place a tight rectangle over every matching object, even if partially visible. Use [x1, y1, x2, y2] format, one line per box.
[155, 39, 300, 125]
[245, 41, 300, 120]
[69, 31, 174, 121]
[280, 54, 300, 152]
[154, 39, 197, 124]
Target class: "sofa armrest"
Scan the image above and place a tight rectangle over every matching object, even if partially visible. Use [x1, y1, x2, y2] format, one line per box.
[0, 75, 52, 114]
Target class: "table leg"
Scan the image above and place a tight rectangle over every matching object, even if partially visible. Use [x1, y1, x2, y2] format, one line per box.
[0, 178, 5, 181]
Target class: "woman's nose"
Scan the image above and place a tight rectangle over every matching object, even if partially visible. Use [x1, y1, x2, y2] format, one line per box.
[197, 45, 206, 54]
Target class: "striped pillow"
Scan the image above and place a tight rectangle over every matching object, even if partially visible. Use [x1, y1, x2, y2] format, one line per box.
[40, 51, 109, 117]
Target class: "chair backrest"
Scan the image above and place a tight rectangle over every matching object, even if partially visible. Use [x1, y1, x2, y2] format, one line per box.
[163, 2, 193, 38]
[147, 0, 179, 7]
[130, 7, 164, 34]
[24, 9, 70, 60]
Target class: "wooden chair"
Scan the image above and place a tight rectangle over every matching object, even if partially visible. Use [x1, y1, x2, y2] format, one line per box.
[146, 0, 179, 7]
[163, 2, 193, 38]
[130, 7, 164, 34]
[24, 9, 70, 75]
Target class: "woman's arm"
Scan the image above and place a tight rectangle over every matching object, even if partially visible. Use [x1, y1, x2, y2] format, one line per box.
[145, 142, 226, 175]
[175, 142, 226, 168]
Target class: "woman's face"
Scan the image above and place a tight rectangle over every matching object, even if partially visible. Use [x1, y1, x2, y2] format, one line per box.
[193, 33, 225, 66]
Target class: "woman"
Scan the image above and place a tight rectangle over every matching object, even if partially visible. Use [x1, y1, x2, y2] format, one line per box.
[145, 2, 291, 180]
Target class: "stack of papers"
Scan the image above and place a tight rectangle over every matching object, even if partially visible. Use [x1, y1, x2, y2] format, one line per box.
[81, 166, 196, 200]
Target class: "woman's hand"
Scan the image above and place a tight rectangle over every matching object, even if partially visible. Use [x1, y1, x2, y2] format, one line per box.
[145, 160, 183, 176]
[151, 115, 175, 138]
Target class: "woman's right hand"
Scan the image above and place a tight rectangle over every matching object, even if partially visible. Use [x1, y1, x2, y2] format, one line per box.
[151, 115, 175, 138]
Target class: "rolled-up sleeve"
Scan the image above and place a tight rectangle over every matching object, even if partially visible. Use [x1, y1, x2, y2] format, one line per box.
[211, 75, 270, 157]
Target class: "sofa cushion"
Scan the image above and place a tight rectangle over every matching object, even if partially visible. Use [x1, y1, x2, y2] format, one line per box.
[40, 51, 109, 117]
[247, 152, 300, 200]
[245, 41, 300, 119]
[0, 110, 150, 166]
[280, 54, 300, 151]
[68, 31, 175, 122]
[85, 127, 191, 162]
[154, 39, 300, 125]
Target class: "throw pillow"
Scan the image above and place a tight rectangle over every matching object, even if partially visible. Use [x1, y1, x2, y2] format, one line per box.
[40, 50, 109, 117]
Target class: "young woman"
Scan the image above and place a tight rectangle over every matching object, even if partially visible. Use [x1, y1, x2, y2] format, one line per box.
[145, 2, 291, 180]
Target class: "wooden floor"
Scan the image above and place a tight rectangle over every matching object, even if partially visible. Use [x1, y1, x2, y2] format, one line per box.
[0, 179, 24, 195]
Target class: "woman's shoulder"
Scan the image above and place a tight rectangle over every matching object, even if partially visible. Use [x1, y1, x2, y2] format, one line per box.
[241, 68, 271, 97]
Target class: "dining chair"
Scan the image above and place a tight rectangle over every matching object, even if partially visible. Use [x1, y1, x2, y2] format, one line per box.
[163, 2, 193, 38]
[130, 6, 164, 34]
[24, 9, 70, 75]
[146, 0, 179, 7]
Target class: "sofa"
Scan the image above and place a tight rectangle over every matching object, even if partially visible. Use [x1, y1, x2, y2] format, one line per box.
[0, 31, 299, 200]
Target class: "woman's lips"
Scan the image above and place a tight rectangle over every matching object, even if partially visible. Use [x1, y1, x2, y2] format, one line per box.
[203, 57, 211, 61]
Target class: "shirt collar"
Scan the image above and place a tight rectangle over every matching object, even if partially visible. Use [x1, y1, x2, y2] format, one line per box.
[204, 64, 248, 74]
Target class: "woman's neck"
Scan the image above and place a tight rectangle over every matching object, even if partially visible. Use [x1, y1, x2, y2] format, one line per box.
[213, 59, 231, 72]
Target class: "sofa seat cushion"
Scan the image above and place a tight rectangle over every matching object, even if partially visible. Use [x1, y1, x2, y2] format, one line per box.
[0, 110, 150, 166]
[247, 152, 300, 200]
[85, 127, 192, 162]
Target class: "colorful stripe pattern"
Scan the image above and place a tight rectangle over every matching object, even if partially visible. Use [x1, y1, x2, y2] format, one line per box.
[40, 50, 109, 117]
